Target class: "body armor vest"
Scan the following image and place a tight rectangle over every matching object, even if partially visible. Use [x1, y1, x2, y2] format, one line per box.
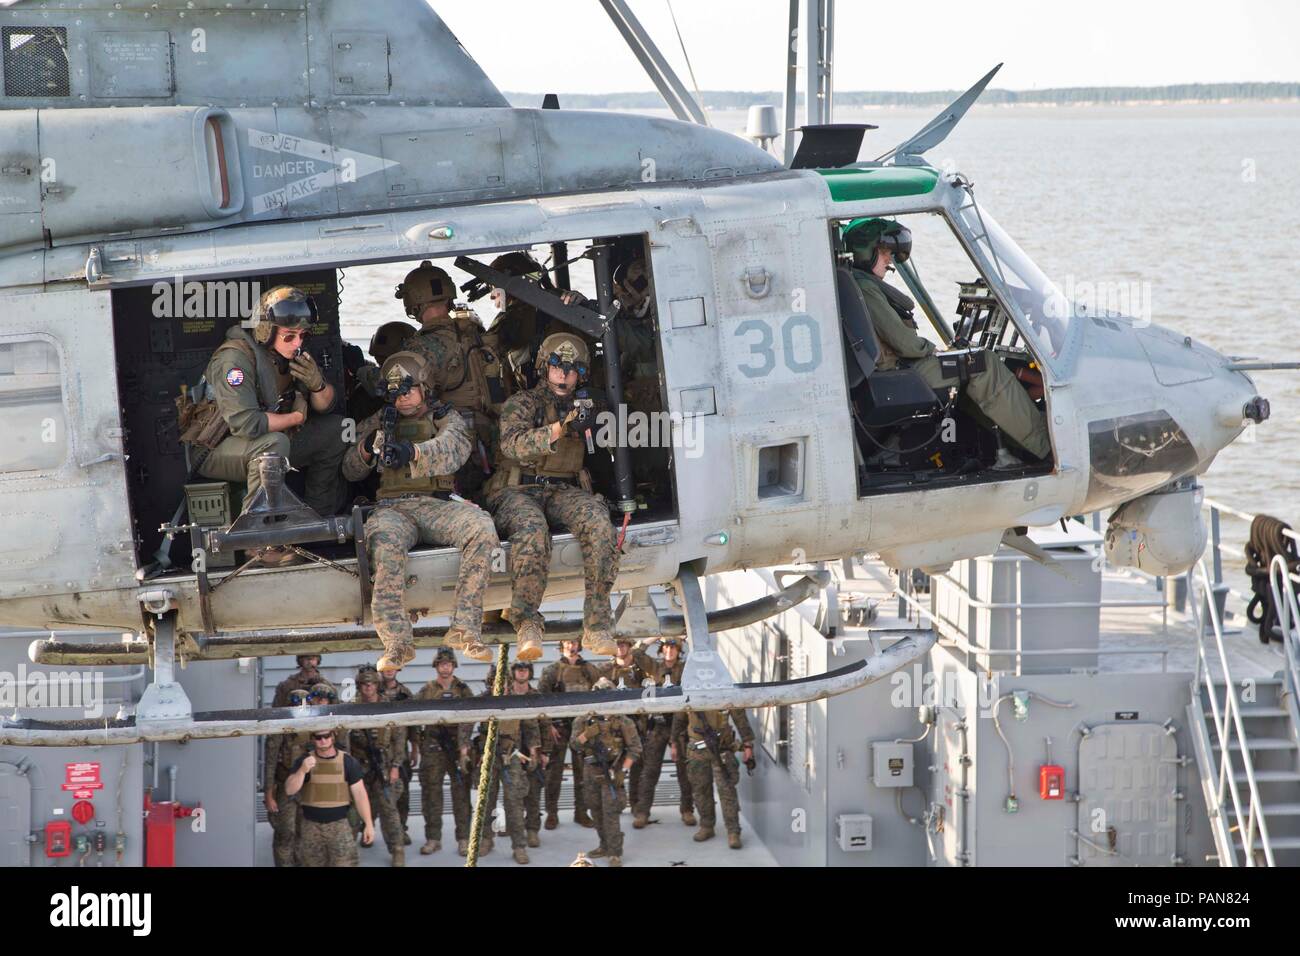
[579, 717, 625, 761]
[499, 395, 587, 483]
[300, 751, 350, 808]
[425, 315, 509, 423]
[557, 660, 596, 693]
[688, 711, 739, 749]
[376, 415, 456, 498]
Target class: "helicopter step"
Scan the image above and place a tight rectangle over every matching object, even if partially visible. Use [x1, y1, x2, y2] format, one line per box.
[0, 630, 935, 747]
[27, 570, 830, 666]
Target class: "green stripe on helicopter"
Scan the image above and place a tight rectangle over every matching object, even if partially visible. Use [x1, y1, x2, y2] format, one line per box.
[816, 166, 941, 202]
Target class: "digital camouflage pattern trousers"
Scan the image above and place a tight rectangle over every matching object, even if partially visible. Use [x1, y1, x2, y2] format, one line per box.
[543, 719, 586, 818]
[479, 749, 532, 849]
[634, 719, 694, 818]
[363, 776, 405, 852]
[299, 817, 359, 867]
[366, 496, 499, 660]
[685, 751, 743, 836]
[267, 786, 303, 867]
[419, 744, 472, 842]
[580, 759, 628, 856]
[487, 484, 618, 631]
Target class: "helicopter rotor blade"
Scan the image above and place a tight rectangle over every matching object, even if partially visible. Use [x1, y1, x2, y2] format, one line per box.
[874, 63, 1003, 166]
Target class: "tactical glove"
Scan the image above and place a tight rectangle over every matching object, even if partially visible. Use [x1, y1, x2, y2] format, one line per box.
[290, 351, 326, 392]
[382, 439, 416, 470]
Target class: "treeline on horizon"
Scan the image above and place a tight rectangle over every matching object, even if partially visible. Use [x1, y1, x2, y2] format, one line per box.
[507, 82, 1300, 109]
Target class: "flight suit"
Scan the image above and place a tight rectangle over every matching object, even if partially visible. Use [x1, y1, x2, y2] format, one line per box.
[414, 678, 475, 844]
[380, 678, 417, 838]
[486, 383, 619, 636]
[598, 648, 657, 804]
[633, 653, 695, 821]
[341, 404, 500, 663]
[673, 708, 755, 840]
[853, 270, 1050, 460]
[538, 655, 604, 821]
[474, 692, 541, 852]
[571, 714, 642, 859]
[196, 325, 347, 515]
[347, 725, 407, 853]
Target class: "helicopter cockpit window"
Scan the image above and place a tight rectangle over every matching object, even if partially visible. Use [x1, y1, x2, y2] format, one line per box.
[0, 339, 67, 474]
[952, 198, 1072, 363]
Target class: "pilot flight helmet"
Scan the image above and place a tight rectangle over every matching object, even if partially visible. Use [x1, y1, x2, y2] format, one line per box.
[434, 647, 458, 668]
[842, 217, 912, 269]
[395, 261, 455, 318]
[251, 286, 318, 345]
[378, 350, 435, 400]
[536, 332, 590, 380]
[369, 321, 417, 364]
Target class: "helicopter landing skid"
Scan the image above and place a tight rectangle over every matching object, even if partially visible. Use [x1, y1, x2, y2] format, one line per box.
[0, 631, 935, 747]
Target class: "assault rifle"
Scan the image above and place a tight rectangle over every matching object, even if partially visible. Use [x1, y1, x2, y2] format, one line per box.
[585, 723, 621, 802]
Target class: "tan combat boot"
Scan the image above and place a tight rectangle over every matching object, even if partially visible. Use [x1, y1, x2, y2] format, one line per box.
[376, 642, 416, 673]
[681, 809, 697, 827]
[587, 846, 608, 858]
[420, 839, 441, 855]
[632, 812, 650, 829]
[608, 855, 622, 868]
[515, 619, 544, 662]
[582, 628, 618, 657]
[574, 809, 595, 828]
[693, 826, 716, 842]
[457, 838, 468, 857]
[728, 832, 743, 850]
[526, 830, 540, 848]
[544, 812, 559, 831]
[253, 546, 305, 569]
[513, 847, 530, 865]
[391, 849, 405, 867]
[480, 835, 494, 855]
[402, 830, 412, 846]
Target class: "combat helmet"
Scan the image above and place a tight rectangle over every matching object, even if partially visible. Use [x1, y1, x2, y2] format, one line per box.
[434, 647, 458, 668]
[535, 331, 590, 379]
[378, 350, 435, 400]
[251, 285, 318, 345]
[613, 257, 651, 313]
[369, 321, 418, 363]
[355, 665, 381, 687]
[842, 217, 912, 269]
[308, 682, 338, 704]
[395, 260, 455, 318]
[490, 251, 549, 283]
[510, 658, 535, 680]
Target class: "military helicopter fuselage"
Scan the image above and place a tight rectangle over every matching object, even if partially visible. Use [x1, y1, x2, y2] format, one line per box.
[0, 0, 1266, 650]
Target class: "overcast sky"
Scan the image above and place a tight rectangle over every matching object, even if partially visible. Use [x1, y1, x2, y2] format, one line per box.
[431, 0, 1299, 93]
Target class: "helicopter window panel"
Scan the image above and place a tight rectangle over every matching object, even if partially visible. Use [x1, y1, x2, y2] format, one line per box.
[953, 200, 1072, 361]
[0, 339, 67, 473]
[3, 26, 70, 98]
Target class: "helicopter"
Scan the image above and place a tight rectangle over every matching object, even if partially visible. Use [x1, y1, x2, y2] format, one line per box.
[0, 0, 1277, 746]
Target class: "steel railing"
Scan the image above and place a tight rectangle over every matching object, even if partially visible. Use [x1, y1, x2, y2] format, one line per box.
[1188, 560, 1275, 866]
[1267, 554, 1300, 730]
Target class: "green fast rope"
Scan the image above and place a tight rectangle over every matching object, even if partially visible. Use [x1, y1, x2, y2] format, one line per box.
[466, 642, 509, 868]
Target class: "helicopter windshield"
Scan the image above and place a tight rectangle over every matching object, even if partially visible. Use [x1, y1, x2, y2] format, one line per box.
[953, 197, 1074, 367]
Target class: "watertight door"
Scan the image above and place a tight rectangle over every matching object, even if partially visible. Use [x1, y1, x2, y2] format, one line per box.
[0, 288, 136, 605]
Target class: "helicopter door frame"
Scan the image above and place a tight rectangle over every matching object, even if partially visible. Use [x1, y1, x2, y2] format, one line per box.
[0, 288, 137, 605]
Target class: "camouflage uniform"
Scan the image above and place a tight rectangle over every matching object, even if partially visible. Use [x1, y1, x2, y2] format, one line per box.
[347, 725, 408, 852]
[414, 678, 475, 843]
[599, 647, 657, 804]
[486, 383, 619, 635]
[380, 677, 417, 836]
[264, 669, 340, 866]
[342, 401, 499, 662]
[673, 709, 756, 840]
[571, 714, 642, 859]
[633, 651, 694, 821]
[538, 654, 604, 821]
[196, 325, 347, 516]
[293, 748, 363, 868]
[474, 689, 541, 852]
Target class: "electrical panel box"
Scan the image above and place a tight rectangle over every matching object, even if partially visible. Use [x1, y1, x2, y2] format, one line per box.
[1039, 764, 1065, 800]
[872, 741, 913, 788]
[836, 814, 873, 852]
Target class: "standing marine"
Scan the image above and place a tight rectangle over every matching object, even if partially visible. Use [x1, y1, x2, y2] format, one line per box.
[672, 707, 756, 849]
[414, 648, 476, 856]
[347, 667, 409, 867]
[474, 662, 542, 864]
[379, 664, 418, 846]
[571, 705, 642, 867]
[538, 639, 604, 830]
[631, 637, 696, 829]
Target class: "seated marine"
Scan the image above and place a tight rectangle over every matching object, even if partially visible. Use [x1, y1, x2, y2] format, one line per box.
[843, 218, 1050, 463]
[341, 350, 499, 671]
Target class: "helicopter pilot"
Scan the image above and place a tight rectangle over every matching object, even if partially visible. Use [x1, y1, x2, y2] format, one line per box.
[843, 218, 1051, 464]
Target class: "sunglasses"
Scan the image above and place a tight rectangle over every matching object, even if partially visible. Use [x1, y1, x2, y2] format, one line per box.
[546, 353, 588, 377]
[312, 733, 333, 741]
[277, 329, 308, 343]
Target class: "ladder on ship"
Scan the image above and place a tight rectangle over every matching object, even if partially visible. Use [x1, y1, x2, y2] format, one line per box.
[1187, 558, 1300, 866]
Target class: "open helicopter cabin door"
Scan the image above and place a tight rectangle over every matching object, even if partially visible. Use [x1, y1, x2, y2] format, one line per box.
[0, 289, 137, 609]
[111, 270, 343, 571]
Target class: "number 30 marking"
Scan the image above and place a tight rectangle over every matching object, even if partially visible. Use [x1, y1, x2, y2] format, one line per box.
[734, 314, 822, 378]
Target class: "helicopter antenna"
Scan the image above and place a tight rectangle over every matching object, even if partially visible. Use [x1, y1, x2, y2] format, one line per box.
[598, 0, 708, 125]
[873, 63, 1003, 166]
